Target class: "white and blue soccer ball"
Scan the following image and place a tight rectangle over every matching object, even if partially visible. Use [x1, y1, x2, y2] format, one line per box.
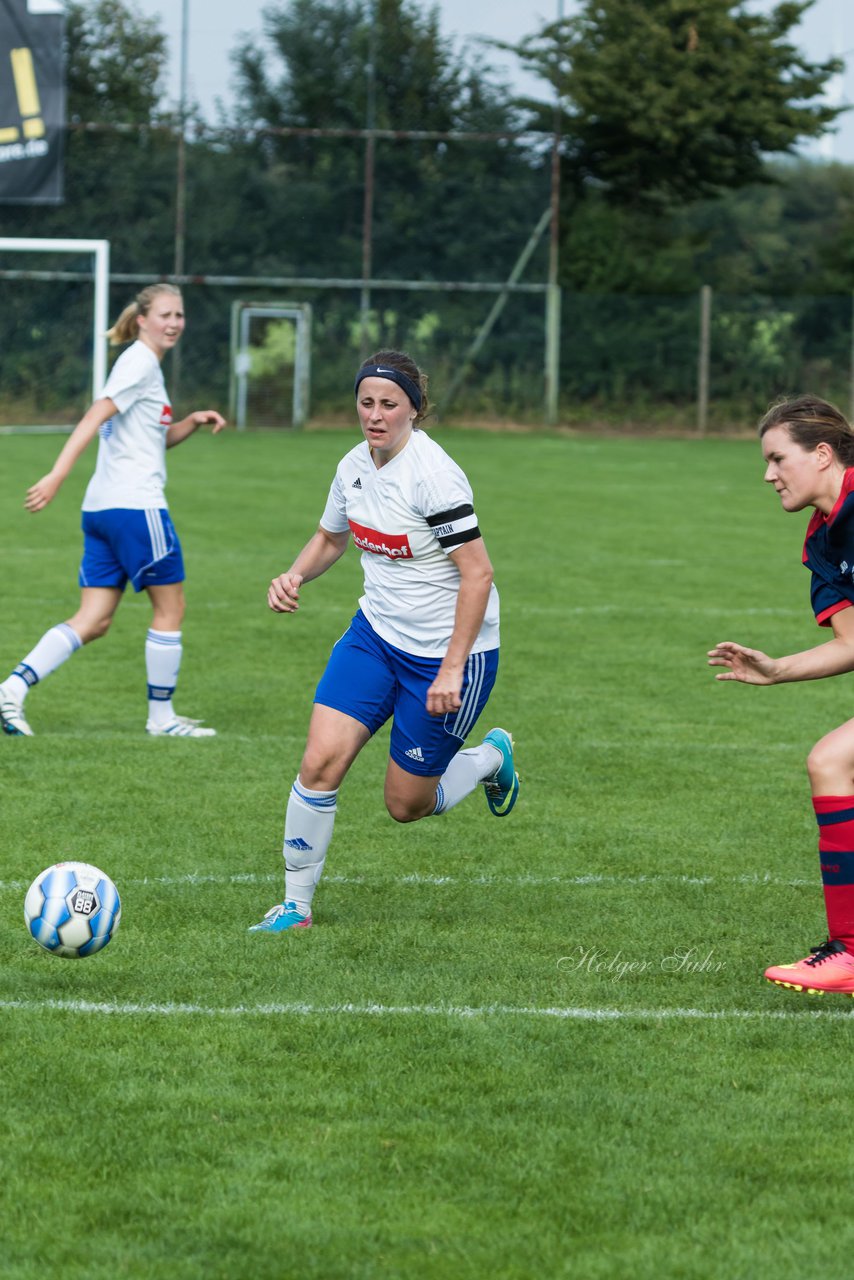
[24, 861, 121, 959]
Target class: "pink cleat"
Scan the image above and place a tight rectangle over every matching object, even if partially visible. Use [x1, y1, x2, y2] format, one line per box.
[764, 939, 854, 996]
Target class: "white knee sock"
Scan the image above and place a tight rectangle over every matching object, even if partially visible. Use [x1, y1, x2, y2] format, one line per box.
[432, 742, 502, 815]
[146, 629, 182, 725]
[284, 777, 338, 915]
[3, 623, 82, 702]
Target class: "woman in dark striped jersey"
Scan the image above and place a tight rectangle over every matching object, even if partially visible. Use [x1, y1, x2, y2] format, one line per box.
[709, 394, 854, 996]
[250, 349, 519, 933]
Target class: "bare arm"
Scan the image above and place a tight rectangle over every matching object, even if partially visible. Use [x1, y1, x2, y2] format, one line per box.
[708, 605, 854, 685]
[24, 397, 118, 512]
[267, 526, 351, 613]
[166, 409, 227, 448]
[426, 537, 495, 716]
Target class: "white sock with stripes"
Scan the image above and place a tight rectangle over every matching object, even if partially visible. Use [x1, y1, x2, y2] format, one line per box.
[2, 623, 82, 703]
[284, 777, 338, 916]
[432, 742, 502, 815]
[145, 629, 182, 726]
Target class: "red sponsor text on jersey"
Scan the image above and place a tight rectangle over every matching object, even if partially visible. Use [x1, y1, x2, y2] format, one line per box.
[349, 519, 413, 560]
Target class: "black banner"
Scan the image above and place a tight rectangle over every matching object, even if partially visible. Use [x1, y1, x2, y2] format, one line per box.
[0, 0, 64, 204]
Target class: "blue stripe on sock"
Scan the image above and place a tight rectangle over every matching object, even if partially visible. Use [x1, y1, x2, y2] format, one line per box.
[147, 630, 182, 646]
[816, 806, 854, 827]
[292, 781, 337, 809]
[57, 623, 82, 653]
[147, 684, 175, 700]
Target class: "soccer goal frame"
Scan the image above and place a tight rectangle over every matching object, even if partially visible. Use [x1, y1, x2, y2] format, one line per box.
[228, 300, 312, 429]
[0, 237, 110, 403]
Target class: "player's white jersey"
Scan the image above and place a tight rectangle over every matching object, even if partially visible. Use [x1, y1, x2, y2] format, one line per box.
[320, 429, 500, 656]
[82, 341, 172, 512]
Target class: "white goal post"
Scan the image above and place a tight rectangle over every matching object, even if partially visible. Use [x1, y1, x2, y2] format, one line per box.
[228, 299, 312, 429]
[0, 237, 110, 402]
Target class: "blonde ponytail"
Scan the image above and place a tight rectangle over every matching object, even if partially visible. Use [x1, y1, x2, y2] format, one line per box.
[106, 301, 140, 347]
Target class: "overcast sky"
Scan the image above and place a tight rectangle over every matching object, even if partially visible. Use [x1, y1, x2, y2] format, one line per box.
[129, 0, 854, 161]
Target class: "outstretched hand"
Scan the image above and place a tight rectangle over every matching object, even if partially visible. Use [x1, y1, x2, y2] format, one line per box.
[707, 640, 779, 685]
[25, 473, 62, 513]
[193, 410, 227, 434]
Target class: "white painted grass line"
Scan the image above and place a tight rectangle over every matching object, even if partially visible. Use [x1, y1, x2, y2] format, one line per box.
[544, 605, 803, 617]
[0, 870, 817, 893]
[0, 997, 850, 1022]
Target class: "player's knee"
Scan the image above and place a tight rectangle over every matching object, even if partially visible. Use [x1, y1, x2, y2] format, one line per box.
[299, 752, 345, 793]
[807, 736, 846, 787]
[386, 799, 418, 823]
[384, 793, 430, 824]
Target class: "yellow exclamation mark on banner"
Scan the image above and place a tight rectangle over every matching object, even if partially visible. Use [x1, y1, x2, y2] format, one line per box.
[0, 50, 19, 145]
[11, 47, 45, 140]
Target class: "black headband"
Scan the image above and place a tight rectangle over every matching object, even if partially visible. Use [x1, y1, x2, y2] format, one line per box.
[354, 363, 422, 412]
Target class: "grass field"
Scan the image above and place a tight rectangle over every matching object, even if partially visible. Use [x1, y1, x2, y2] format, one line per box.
[3, 425, 854, 1279]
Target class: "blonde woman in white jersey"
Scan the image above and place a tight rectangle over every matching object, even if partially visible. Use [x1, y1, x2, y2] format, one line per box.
[0, 283, 226, 738]
[250, 349, 519, 933]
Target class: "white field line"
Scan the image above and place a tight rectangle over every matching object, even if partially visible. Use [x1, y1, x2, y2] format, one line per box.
[0, 870, 819, 894]
[0, 996, 850, 1022]
[0, 869, 818, 894]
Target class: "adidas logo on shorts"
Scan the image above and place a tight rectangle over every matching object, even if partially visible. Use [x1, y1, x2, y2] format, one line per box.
[405, 746, 425, 762]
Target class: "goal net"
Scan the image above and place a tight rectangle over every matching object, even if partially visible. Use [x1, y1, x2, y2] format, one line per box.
[0, 237, 109, 429]
[228, 301, 312, 429]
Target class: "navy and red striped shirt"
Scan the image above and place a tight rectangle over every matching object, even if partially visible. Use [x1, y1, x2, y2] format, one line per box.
[804, 468, 854, 626]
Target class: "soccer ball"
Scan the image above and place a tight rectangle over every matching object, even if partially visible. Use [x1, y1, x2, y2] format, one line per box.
[24, 862, 122, 959]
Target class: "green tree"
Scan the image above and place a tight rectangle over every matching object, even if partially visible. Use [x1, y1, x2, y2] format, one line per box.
[230, 0, 544, 278]
[509, 0, 844, 209]
[228, 0, 548, 410]
[64, 0, 168, 125]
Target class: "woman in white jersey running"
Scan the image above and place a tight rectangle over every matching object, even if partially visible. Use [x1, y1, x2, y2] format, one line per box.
[0, 283, 225, 738]
[249, 349, 519, 933]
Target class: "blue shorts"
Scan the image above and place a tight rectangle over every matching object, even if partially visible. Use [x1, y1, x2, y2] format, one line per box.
[314, 610, 499, 776]
[79, 509, 185, 593]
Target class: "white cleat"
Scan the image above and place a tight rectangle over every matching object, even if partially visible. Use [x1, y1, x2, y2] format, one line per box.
[1, 693, 33, 737]
[146, 715, 216, 738]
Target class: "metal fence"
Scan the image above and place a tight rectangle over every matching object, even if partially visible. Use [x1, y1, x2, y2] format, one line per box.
[2, 260, 853, 432]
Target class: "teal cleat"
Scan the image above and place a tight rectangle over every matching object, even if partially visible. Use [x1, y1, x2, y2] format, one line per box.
[248, 901, 312, 932]
[482, 727, 520, 817]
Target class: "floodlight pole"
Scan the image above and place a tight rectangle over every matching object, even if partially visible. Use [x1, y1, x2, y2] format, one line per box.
[175, 0, 189, 281]
[544, 0, 564, 426]
[360, 2, 377, 357]
[172, 0, 190, 397]
[697, 284, 712, 435]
